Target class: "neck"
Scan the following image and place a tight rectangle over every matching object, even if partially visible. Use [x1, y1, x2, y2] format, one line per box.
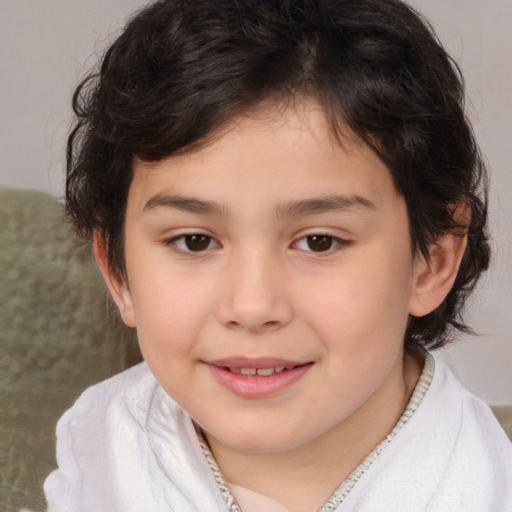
[206, 350, 424, 511]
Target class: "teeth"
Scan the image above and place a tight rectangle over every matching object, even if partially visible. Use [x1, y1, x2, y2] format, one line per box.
[229, 366, 295, 376]
[256, 368, 275, 376]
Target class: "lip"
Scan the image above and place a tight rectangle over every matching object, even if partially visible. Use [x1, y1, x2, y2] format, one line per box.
[205, 357, 313, 398]
[209, 356, 306, 369]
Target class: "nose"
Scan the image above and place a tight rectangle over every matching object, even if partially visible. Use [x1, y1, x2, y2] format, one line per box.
[216, 249, 293, 333]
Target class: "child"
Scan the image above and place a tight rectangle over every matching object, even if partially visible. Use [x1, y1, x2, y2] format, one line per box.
[44, 0, 512, 510]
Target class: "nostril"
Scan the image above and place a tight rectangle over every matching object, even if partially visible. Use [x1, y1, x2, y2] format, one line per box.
[217, 288, 293, 331]
[225, 319, 280, 330]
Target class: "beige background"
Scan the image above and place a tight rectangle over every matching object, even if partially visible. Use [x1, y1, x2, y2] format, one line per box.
[1, 0, 510, 404]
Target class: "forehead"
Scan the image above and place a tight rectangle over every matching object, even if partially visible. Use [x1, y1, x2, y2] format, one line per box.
[128, 99, 400, 215]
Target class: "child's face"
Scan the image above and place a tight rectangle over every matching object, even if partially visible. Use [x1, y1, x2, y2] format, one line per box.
[108, 100, 425, 455]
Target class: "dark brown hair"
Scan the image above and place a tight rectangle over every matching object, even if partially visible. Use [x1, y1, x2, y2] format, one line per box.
[66, 0, 490, 350]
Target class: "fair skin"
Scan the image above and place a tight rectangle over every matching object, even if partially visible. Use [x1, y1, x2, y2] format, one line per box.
[95, 99, 467, 511]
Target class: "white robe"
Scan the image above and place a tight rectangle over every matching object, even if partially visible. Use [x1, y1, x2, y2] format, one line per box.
[42, 355, 512, 512]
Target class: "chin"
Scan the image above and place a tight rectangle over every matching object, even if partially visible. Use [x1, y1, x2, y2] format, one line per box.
[211, 424, 310, 455]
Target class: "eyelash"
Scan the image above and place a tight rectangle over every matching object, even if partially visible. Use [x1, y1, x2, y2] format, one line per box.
[164, 234, 221, 253]
[293, 234, 350, 254]
[164, 233, 350, 255]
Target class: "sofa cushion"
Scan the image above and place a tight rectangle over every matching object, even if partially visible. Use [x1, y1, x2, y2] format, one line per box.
[0, 188, 140, 512]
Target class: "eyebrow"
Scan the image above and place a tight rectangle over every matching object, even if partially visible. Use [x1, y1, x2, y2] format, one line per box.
[143, 193, 375, 217]
[274, 195, 375, 218]
[143, 193, 228, 216]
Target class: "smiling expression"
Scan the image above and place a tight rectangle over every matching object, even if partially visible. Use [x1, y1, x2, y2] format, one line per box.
[102, 100, 427, 455]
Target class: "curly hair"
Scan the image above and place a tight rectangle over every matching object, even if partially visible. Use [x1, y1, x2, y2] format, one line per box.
[66, 0, 490, 350]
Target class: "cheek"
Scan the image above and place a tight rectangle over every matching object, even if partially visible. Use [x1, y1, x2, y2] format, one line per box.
[132, 279, 215, 398]
[129, 271, 215, 357]
[300, 255, 413, 352]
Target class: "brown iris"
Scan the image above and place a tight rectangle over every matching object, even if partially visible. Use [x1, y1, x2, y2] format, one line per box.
[306, 235, 335, 252]
[184, 234, 211, 251]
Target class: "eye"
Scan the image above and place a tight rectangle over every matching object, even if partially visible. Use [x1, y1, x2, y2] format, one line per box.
[294, 234, 347, 253]
[167, 234, 220, 252]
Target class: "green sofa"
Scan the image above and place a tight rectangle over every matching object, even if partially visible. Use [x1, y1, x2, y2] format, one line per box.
[0, 188, 140, 511]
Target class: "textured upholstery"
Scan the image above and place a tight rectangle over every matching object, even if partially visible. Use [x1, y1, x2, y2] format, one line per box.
[0, 188, 140, 512]
[490, 404, 512, 441]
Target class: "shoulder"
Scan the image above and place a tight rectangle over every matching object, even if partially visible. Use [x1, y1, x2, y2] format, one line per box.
[343, 353, 512, 511]
[52, 361, 182, 470]
[428, 354, 510, 451]
[414, 354, 512, 509]
[44, 363, 172, 509]
[59, 362, 158, 426]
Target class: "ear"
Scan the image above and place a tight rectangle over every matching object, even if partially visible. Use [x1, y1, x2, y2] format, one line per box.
[93, 231, 137, 327]
[408, 204, 469, 317]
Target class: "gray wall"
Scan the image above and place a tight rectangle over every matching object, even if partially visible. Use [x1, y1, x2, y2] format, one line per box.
[1, 0, 510, 404]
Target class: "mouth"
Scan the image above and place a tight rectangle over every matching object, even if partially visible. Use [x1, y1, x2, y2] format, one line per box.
[205, 359, 313, 398]
[224, 365, 302, 376]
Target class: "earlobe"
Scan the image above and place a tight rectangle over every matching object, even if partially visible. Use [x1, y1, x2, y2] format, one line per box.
[408, 231, 468, 318]
[92, 231, 137, 327]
